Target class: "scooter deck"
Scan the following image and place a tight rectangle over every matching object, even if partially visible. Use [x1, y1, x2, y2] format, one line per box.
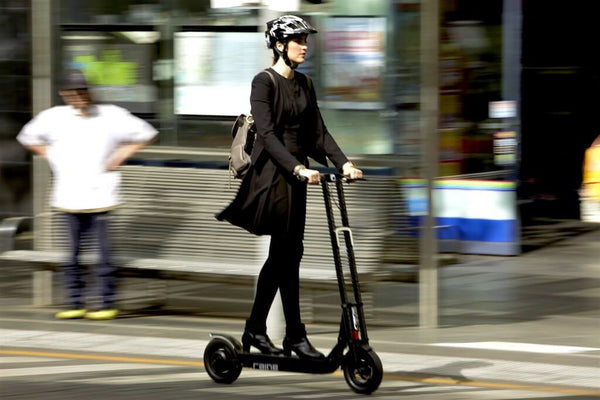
[238, 352, 340, 374]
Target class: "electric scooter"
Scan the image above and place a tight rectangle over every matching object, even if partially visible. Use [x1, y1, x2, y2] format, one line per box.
[204, 173, 383, 394]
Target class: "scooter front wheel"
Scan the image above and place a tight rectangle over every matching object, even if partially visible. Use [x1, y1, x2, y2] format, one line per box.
[343, 347, 383, 394]
[204, 338, 242, 384]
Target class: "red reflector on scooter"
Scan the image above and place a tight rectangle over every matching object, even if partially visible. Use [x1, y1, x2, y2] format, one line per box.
[352, 330, 360, 340]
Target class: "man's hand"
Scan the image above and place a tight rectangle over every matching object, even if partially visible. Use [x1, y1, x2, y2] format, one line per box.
[105, 142, 147, 171]
[26, 145, 48, 158]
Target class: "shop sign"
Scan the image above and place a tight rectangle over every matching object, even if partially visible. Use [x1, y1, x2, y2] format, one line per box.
[494, 131, 517, 166]
[489, 100, 517, 118]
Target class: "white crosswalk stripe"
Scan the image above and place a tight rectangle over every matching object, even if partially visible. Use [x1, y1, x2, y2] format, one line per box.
[1, 328, 207, 359]
[433, 341, 599, 354]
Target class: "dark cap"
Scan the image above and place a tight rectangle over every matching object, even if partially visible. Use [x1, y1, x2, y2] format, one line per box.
[61, 69, 88, 90]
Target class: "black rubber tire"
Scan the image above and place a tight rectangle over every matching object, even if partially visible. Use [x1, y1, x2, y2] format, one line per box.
[343, 347, 383, 394]
[203, 338, 242, 384]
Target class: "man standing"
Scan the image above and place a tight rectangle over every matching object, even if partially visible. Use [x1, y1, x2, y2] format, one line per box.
[17, 70, 158, 320]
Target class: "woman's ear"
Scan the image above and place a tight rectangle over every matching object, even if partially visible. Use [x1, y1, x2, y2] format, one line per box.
[276, 41, 284, 52]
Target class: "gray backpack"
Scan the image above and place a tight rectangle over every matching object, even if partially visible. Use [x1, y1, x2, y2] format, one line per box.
[229, 70, 276, 179]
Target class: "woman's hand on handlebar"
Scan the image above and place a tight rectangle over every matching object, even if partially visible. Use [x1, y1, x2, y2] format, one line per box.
[342, 162, 363, 180]
[298, 167, 321, 184]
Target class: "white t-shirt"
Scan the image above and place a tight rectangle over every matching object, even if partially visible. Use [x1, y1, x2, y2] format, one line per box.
[17, 104, 158, 212]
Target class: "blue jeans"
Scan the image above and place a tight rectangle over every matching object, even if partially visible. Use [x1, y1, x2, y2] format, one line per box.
[62, 212, 115, 309]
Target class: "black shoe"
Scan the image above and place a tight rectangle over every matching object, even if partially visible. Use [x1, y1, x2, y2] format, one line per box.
[242, 329, 284, 355]
[283, 323, 325, 360]
[282, 335, 325, 359]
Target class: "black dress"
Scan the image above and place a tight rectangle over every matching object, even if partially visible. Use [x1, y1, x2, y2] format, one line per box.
[217, 68, 348, 237]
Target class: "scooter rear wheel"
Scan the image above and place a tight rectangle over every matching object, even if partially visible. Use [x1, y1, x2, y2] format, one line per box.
[343, 347, 383, 394]
[204, 338, 242, 384]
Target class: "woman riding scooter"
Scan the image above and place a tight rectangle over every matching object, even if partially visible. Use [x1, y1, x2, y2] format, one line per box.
[216, 15, 363, 359]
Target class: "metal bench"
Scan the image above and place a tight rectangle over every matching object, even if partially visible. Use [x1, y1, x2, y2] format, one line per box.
[1, 156, 403, 322]
[0, 216, 32, 253]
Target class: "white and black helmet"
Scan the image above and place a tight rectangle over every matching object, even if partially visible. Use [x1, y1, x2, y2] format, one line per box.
[264, 15, 317, 49]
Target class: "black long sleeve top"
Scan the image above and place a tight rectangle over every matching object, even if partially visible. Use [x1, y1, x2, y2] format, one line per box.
[249, 68, 349, 172]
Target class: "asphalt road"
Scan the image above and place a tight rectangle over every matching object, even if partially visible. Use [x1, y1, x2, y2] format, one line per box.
[3, 348, 598, 400]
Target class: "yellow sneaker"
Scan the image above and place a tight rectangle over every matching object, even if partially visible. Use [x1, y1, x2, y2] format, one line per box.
[55, 309, 87, 319]
[85, 309, 119, 320]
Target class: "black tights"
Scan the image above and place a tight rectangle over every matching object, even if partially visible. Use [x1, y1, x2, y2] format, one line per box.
[248, 233, 304, 335]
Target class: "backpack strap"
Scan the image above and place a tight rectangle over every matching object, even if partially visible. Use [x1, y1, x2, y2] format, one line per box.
[263, 68, 276, 87]
[302, 73, 316, 105]
[305, 74, 314, 93]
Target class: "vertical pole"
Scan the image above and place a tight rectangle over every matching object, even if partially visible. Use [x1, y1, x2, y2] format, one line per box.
[502, 0, 522, 106]
[31, 0, 53, 251]
[157, 0, 176, 145]
[503, 0, 523, 252]
[31, 1, 55, 303]
[419, 0, 440, 328]
[31, 0, 53, 116]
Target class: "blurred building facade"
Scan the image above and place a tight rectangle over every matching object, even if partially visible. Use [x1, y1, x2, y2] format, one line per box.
[1, 0, 597, 229]
[1, 0, 32, 218]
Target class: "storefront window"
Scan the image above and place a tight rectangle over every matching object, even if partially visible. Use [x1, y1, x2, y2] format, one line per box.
[61, 30, 159, 114]
[318, 16, 391, 154]
[438, 0, 507, 177]
[174, 31, 265, 116]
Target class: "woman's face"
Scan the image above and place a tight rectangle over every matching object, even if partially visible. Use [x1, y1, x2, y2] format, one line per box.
[278, 35, 308, 65]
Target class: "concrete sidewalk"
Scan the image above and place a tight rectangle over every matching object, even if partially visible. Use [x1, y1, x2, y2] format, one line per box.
[1, 225, 599, 395]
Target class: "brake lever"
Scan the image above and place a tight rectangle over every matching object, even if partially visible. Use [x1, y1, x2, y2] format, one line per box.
[343, 177, 366, 183]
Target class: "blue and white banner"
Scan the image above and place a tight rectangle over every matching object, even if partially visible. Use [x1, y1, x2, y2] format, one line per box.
[400, 179, 519, 255]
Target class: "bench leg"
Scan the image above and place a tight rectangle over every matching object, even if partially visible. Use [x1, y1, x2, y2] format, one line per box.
[300, 289, 315, 323]
[148, 280, 168, 306]
[33, 270, 53, 306]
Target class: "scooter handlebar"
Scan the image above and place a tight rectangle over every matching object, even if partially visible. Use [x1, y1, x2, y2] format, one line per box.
[320, 173, 366, 183]
[296, 172, 365, 184]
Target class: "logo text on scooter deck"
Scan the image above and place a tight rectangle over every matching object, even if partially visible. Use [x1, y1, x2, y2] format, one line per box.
[252, 362, 279, 371]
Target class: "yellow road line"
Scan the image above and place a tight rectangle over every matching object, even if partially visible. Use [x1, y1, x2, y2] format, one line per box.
[2, 349, 599, 397]
[0, 349, 203, 367]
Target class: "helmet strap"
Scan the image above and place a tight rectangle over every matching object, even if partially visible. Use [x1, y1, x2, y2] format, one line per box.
[277, 42, 298, 70]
